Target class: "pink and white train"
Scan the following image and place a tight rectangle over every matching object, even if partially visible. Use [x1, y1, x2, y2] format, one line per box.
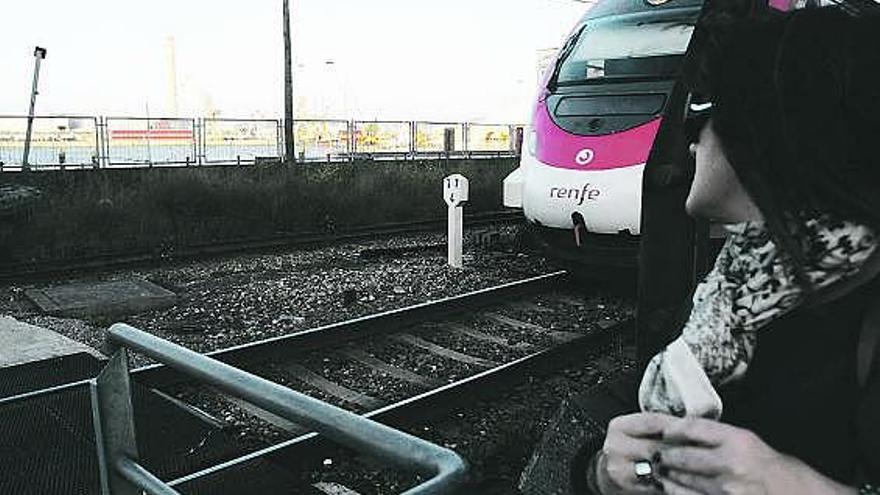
[503, 0, 836, 266]
[504, 0, 703, 266]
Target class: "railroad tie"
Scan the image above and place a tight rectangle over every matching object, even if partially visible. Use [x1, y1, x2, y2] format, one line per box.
[282, 363, 385, 411]
[594, 355, 623, 374]
[483, 312, 582, 343]
[505, 300, 555, 313]
[447, 323, 535, 351]
[222, 395, 307, 434]
[555, 295, 588, 307]
[391, 333, 499, 368]
[338, 348, 444, 389]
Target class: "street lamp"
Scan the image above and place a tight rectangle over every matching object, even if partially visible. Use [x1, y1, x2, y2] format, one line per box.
[23, 46, 47, 171]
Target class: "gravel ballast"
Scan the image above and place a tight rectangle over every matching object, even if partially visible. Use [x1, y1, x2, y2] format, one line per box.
[0, 228, 555, 364]
[0, 225, 639, 494]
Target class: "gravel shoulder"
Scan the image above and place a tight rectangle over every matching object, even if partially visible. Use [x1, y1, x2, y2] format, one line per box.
[0, 227, 555, 366]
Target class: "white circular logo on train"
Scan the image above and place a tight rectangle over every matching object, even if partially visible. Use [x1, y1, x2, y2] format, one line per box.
[575, 148, 595, 166]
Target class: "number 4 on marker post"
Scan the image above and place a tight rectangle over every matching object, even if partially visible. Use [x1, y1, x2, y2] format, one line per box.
[443, 174, 469, 268]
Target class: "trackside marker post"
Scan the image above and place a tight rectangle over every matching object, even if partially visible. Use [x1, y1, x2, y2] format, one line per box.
[444, 174, 469, 268]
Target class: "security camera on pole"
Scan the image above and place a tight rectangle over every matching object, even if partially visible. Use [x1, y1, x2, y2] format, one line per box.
[443, 174, 469, 269]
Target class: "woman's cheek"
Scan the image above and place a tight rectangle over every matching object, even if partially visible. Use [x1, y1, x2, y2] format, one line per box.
[685, 174, 714, 218]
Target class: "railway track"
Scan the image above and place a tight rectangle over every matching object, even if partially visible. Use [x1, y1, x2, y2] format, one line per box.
[0, 270, 633, 494]
[0, 210, 523, 282]
[130, 270, 633, 493]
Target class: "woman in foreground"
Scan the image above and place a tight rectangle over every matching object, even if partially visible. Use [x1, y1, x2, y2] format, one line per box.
[590, 5, 880, 495]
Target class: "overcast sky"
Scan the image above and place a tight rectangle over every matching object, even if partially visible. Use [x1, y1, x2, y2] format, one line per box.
[0, 0, 592, 123]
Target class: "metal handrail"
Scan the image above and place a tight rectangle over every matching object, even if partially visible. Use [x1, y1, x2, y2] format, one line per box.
[91, 323, 467, 495]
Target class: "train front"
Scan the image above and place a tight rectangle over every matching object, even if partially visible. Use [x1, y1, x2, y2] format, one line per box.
[504, 0, 703, 267]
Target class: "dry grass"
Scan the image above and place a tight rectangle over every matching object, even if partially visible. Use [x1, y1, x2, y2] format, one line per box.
[0, 158, 516, 265]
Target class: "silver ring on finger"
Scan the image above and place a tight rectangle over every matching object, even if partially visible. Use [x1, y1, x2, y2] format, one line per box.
[633, 459, 656, 485]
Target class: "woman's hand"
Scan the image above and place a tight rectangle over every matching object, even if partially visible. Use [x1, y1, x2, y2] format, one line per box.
[657, 417, 856, 495]
[596, 413, 676, 495]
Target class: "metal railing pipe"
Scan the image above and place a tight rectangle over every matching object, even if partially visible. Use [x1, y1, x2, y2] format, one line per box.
[116, 457, 182, 495]
[106, 323, 467, 495]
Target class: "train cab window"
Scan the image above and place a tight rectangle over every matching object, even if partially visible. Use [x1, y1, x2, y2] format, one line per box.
[556, 20, 695, 84]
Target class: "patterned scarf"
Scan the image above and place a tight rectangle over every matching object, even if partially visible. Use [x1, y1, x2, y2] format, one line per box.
[639, 216, 878, 418]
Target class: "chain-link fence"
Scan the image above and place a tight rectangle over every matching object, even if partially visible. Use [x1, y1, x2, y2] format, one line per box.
[0, 115, 521, 171]
[466, 124, 516, 153]
[352, 120, 412, 155]
[202, 119, 282, 165]
[105, 117, 197, 167]
[0, 116, 99, 170]
[294, 119, 350, 161]
[414, 122, 467, 153]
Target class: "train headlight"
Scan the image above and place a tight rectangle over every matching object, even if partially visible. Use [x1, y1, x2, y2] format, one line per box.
[527, 130, 538, 156]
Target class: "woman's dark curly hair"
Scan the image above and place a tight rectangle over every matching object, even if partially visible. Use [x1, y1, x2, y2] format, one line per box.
[682, 2, 880, 284]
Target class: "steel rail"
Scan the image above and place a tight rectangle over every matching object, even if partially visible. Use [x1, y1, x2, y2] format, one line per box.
[167, 318, 633, 491]
[132, 270, 567, 386]
[0, 271, 564, 406]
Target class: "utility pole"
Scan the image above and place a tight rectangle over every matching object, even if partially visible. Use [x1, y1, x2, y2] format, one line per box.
[283, 0, 295, 163]
[23, 46, 48, 171]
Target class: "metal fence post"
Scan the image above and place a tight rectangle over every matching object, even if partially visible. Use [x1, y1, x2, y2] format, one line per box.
[146, 116, 154, 168]
[350, 120, 357, 159]
[91, 117, 99, 169]
[282, 119, 288, 163]
[194, 118, 201, 166]
[105, 117, 113, 168]
[277, 119, 284, 163]
[100, 117, 109, 168]
[95, 117, 103, 169]
[461, 124, 466, 157]
[90, 351, 141, 495]
[413, 122, 419, 155]
[409, 121, 416, 159]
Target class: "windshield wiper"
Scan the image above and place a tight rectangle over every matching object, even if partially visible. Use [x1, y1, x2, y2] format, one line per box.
[547, 24, 588, 92]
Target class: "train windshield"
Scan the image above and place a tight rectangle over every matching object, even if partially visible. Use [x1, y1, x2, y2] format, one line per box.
[555, 19, 695, 85]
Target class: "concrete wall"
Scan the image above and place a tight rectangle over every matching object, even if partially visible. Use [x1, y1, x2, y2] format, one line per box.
[0, 158, 517, 267]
